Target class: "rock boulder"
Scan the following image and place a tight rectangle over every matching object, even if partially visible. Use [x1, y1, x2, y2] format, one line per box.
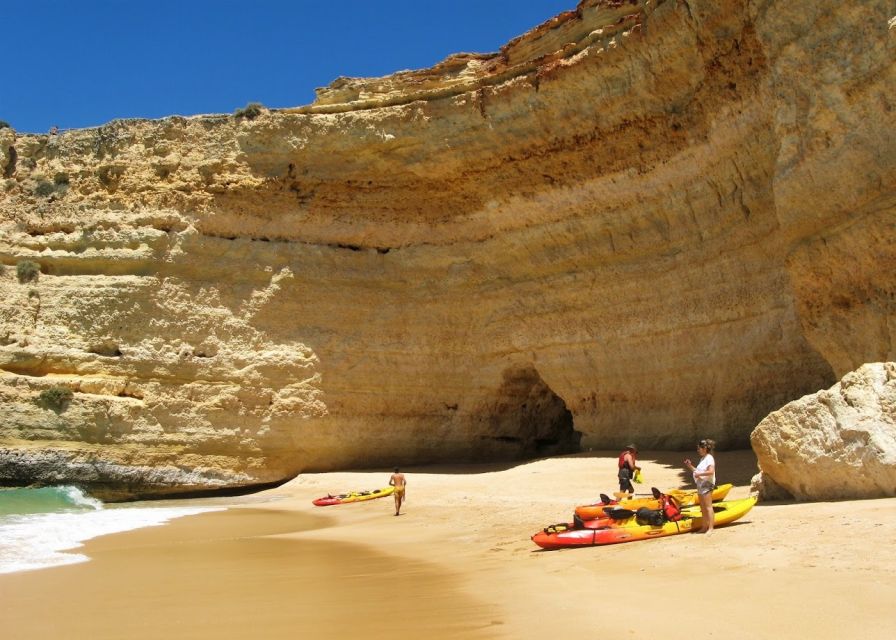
[751, 363, 896, 500]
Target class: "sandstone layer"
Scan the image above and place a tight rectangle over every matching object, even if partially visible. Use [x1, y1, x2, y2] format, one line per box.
[1, 0, 895, 498]
[751, 362, 896, 500]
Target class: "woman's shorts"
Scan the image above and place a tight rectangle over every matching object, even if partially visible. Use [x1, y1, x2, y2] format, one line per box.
[696, 483, 714, 496]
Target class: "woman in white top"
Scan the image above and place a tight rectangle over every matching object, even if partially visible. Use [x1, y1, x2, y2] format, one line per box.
[684, 439, 716, 534]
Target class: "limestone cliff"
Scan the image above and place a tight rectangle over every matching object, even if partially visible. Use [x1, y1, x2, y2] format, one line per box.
[1, 0, 894, 499]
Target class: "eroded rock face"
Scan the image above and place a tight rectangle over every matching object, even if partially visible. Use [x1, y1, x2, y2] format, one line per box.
[1, 0, 894, 498]
[751, 363, 896, 500]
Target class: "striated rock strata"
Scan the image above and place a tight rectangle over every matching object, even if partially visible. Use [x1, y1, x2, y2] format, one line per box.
[1, 0, 894, 498]
[751, 363, 896, 500]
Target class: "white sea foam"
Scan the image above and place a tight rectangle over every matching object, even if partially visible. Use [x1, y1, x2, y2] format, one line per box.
[0, 504, 224, 574]
[57, 485, 104, 511]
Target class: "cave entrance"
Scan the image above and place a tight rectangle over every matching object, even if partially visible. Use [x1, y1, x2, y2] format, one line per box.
[480, 365, 581, 459]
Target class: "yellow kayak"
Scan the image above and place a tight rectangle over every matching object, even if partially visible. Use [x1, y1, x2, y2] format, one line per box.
[575, 484, 733, 520]
[313, 486, 395, 506]
[534, 496, 757, 549]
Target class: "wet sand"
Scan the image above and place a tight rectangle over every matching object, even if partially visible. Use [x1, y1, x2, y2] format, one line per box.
[2, 450, 895, 639]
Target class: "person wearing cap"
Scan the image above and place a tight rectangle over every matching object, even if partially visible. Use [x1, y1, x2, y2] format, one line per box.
[617, 444, 640, 495]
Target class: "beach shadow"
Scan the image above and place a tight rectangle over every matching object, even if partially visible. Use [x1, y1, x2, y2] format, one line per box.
[634, 449, 760, 488]
[344, 454, 595, 476]
[339, 448, 644, 476]
[297, 448, 761, 483]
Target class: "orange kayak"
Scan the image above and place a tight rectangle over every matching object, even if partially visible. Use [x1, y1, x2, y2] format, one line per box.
[574, 484, 732, 520]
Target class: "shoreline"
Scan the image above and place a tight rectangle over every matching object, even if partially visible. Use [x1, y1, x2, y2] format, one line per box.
[3, 450, 895, 639]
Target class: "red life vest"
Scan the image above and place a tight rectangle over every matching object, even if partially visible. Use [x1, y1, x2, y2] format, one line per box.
[618, 451, 635, 470]
[661, 494, 682, 522]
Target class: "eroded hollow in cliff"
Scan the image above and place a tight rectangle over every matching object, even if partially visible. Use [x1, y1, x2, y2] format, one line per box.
[2, 146, 16, 178]
[478, 365, 581, 459]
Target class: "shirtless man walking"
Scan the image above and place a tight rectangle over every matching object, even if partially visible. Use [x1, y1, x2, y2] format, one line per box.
[389, 468, 406, 516]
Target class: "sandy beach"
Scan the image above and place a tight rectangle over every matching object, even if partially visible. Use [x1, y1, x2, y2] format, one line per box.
[3, 449, 895, 639]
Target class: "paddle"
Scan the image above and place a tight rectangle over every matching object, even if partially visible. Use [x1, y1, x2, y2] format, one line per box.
[613, 491, 655, 499]
[599, 488, 662, 518]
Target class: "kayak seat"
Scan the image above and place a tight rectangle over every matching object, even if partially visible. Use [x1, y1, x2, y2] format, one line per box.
[636, 507, 665, 527]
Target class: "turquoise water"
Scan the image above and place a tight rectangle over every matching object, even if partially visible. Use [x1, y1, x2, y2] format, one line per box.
[0, 486, 226, 574]
[0, 485, 103, 517]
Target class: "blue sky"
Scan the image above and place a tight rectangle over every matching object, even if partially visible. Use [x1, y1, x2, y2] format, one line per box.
[3, 0, 575, 133]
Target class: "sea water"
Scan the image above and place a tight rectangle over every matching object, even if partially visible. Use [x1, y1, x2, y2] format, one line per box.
[0, 485, 226, 574]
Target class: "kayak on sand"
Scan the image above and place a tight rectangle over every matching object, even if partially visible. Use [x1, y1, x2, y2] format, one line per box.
[312, 486, 395, 506]
[532, 496, 757, 550]
[574, 483, 733, 520]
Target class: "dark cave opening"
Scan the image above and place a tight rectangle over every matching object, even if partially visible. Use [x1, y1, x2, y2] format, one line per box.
[478, 364, 581, 459]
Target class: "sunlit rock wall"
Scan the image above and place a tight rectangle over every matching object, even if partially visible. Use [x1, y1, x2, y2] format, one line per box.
[1, 0, 894, 498]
